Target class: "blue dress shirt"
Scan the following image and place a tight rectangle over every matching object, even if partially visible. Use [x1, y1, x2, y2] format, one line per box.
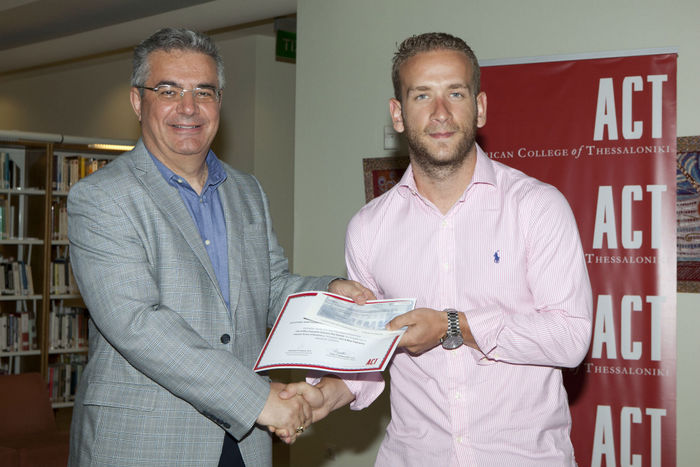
[150, 151, 230, 308]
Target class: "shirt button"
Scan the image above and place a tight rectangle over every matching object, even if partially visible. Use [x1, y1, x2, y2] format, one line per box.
[220, 334, 231, 344]
[442, 263, 449, 270]
[205, 239, 211, 246]
[177, 178, 183, 184]
[456, 436, 463, 443]
[455, 392, 461, 400]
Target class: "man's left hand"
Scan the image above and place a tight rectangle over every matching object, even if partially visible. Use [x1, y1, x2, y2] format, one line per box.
[386, 308, 447, 355]
[327, 279, 376, 305]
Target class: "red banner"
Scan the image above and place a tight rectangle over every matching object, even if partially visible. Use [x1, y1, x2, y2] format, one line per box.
[478, 53, 677, 467]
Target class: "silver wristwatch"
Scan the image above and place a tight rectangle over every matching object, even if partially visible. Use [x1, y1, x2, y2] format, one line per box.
[440, 308, 463, 350]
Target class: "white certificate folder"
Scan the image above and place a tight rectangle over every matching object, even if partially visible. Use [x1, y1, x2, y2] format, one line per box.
[254, 291, 414, 373]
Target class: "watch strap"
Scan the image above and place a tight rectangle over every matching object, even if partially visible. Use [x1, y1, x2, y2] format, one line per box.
[444, 308, 460, 337]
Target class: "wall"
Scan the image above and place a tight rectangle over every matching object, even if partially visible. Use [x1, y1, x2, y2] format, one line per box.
[0, 54, 138, 139]
[0, 26, 297, 258]
[213, 31, 297, 261]
[252, 36, 297, 266]
[293, 0, 700, 465]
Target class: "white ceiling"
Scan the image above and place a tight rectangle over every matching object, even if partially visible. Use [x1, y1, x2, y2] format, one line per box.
[0, 0, 297, 75]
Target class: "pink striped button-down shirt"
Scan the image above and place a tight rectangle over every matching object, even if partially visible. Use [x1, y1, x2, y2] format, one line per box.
[342, 145, 592, 466]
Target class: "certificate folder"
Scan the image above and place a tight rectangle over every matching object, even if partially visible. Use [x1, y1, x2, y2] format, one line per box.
[254, 291, 413, 373]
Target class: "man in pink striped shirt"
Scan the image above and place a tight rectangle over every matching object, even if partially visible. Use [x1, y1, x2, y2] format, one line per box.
[286, 32, 592, 466]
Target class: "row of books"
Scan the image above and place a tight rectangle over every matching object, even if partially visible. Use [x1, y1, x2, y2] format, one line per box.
[0, 260, 35, 296]
[0, 309, 37, 352]
[49, 304, 88, 350]
[51, 257, 79, 295]
[47, 353, 87, 403]
[54, 155, 108, 192]
[0, 152, 21, 190]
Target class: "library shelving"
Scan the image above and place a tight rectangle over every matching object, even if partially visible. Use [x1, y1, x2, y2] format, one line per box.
[0, 130, 133, 408]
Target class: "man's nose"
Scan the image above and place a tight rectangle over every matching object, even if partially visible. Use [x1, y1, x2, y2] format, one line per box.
[431, 98, 450, 123]
[176, 90, 198, 114]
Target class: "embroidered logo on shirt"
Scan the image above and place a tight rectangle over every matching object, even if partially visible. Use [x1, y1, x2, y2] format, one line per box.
[494, 250, 500, 263]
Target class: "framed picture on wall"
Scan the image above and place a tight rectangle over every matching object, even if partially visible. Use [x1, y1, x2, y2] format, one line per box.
[677, 135, 700, 292]
[362, 156, 409, 203]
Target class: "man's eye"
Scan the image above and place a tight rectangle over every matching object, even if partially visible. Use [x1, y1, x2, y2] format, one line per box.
[415, 94, 428, 100]
[158, 88, 177, 97]
[450, 92, 464, 98]
[196, 89, 214, 98]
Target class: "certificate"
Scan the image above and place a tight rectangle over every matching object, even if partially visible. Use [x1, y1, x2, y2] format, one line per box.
[253, 291, 415, 373]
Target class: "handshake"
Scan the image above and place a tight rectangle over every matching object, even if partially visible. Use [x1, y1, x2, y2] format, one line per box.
[255, 377, 351, 444]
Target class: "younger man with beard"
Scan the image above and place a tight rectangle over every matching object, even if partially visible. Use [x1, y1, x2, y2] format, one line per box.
[288, 32, 593, 466]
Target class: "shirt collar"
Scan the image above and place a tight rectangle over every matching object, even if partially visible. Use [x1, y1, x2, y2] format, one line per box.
[471, 143, 498, 188]
[398, 143, 497, 200]
[149, 149, 227, 191]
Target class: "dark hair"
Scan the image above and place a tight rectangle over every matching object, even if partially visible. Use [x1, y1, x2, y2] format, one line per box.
[391, 32, 480, 101]
[131, 28, 225, 91]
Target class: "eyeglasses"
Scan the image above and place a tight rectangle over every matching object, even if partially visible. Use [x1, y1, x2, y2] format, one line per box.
[137, 84, 222, 103]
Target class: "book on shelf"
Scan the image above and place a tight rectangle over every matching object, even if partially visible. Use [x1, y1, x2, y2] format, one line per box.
[2, 262, 11, 294]
[2, 261, 14, 295]
[0, 314, 7, 351]
[67, 262, 78, 294]
[27, 302, 36, 349]
[51, 256, 79, 295]
[0, 194, 10, 239]
[20, 306, 30, 351]
[0, 197, 5, 238]
[0, 152, 21, 190]
[0, 197, 15, 239]
[51, 198, 68, 240]
[21, 262, 34, 295]
[52, 257, 67, 294]
[11, 262, 20, 295]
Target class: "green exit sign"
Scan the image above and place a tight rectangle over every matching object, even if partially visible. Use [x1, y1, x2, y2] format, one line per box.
[276, 30, 296, 63]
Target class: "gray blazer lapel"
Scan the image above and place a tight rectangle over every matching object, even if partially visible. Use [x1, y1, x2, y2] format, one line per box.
[128, 141, 226, 306]
[218, 177, 243, 314]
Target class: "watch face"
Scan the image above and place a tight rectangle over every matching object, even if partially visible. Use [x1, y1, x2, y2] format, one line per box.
[442, 335, 463, 350]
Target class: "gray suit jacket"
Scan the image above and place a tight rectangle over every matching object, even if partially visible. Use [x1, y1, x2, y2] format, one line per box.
[67, 140, 333, 466]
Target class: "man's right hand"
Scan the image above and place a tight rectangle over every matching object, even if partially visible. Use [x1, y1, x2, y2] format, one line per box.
[256, 381, 319, 444]
[279, 376, 354, 423]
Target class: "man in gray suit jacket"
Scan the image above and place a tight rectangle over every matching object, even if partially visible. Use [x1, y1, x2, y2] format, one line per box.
[67, 28, 374, 466]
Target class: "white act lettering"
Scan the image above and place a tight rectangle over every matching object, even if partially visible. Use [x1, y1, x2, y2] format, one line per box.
[591, 295, 665, 361]
[592, 185, 666, 250]
[592, 405, 666, 467]
[593, 75, 668, 141]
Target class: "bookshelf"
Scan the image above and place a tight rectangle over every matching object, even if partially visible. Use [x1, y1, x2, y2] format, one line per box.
[0, 131, 133, 409]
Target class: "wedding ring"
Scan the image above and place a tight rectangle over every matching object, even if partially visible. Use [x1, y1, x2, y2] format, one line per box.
[295, 426, 305, 434]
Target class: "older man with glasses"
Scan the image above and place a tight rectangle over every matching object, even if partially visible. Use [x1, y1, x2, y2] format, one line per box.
[66, 27, 373, 467]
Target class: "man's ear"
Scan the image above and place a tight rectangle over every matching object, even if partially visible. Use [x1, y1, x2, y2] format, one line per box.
[476, 92, 487, 129]
[389, 98, 405, 133]
[130, 87, 143, 122]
